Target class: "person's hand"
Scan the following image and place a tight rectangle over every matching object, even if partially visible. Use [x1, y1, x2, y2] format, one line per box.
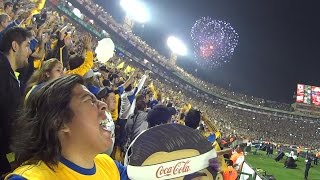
[17, 10, 31, 22]
[59, 26, 68, 40]
[37, 24, 45, 38]
[83, 34, 92, 51]
[41, 33, 50, 44]
[30, 22, 38, 32]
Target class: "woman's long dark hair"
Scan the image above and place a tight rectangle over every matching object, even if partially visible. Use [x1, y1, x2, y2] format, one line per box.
[10, 75, 84, 168]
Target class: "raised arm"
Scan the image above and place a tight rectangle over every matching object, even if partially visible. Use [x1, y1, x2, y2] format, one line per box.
[122, 70, 138, 89]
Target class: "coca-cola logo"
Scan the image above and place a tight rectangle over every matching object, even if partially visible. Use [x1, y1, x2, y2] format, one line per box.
[156, 160, 191, 178]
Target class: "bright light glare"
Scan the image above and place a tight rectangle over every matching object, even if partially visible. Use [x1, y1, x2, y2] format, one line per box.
[73, 8, 83, 19]
[120, 0, 150, 23]
[167, 36, 187, 56]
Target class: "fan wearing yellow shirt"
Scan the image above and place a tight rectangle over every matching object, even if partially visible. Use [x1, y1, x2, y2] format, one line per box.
[5, 75, 128, 180]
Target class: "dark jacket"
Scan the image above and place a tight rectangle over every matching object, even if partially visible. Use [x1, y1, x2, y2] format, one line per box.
[48, 39, 69, 69]
[0, 52, 21, 154]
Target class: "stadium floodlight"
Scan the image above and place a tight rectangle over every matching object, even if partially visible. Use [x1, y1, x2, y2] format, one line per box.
[167, 36, 187, 56]
[120, 0, 150, 23]
[73, 8, 83, 19]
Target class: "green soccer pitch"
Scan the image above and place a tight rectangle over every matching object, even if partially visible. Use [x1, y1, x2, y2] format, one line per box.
[245, 151, 320, 180]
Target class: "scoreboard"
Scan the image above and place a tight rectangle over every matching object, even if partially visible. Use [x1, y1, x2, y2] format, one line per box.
[296, 84, 320, 106]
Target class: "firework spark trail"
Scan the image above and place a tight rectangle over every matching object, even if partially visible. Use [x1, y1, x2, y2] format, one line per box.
[191, 17, 239, 68]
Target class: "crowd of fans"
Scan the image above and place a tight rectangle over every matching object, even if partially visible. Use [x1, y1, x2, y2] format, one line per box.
[0, 0, 319, 179]
[109, 53, 320, 150]
[210, 104, 320, 149]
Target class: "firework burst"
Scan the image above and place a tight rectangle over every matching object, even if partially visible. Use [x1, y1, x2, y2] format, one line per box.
[191, 17, 239, 68]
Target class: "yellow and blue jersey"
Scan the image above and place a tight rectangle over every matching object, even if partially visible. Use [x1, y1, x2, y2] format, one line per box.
[5, 154, 127, 180]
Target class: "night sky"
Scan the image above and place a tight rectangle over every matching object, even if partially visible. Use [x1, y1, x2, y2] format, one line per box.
[96, 0, 320, 103]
